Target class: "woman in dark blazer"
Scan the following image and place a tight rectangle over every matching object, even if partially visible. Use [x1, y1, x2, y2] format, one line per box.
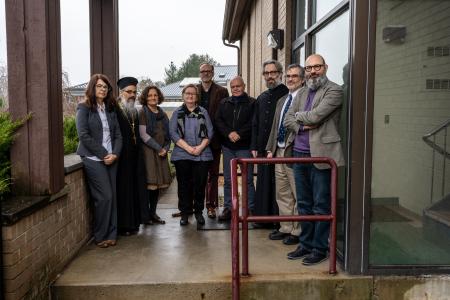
[76, 74, 122, 248]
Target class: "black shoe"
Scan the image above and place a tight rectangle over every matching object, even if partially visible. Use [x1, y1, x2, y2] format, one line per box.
[287, 247, 311, 260]
[195, 213, 205, 225]
[269, 230, 290, 240]
[283, 235, 299, 245]
[180, 215, 189, 226]
[302, 252, 328, 265]
[218, 207, 231, 221]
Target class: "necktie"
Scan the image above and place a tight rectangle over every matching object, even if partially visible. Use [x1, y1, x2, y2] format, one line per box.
[277, 94, 293, 144]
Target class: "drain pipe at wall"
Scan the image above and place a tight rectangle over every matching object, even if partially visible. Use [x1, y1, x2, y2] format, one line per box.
[223, 39, 241, 76]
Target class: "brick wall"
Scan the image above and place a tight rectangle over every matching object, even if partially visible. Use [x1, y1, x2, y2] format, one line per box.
[2, 166, 91, 299]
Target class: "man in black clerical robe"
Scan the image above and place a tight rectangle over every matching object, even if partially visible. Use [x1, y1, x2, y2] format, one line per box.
[115, 77, 143, 235]
[251, 60, 289, 227]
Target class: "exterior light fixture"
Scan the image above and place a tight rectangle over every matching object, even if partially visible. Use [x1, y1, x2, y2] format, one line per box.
[267, 29, 284, 50]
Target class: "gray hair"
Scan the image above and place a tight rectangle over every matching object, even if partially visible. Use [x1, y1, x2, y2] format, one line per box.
[262, 59, 283, 73]
[287, 63, 305, 79]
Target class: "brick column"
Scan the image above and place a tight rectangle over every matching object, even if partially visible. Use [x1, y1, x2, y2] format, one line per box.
[6, 0, 64, 195]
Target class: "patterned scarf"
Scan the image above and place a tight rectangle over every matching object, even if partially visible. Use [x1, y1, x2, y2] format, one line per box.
[177, 104, 208, 139]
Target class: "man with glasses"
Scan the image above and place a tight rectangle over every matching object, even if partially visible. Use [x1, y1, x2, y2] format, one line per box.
[284, 54, 345, 265]
[251, 60, 289, 226]
[266, 64, 305, 244]
[115, 77, 142, 235]
[196, 63, 229, 219]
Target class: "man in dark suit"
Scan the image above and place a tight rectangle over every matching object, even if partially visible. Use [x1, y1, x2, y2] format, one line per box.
[266, 64, 305, 245]
[284, 54, 345, 265]
[196, 63, 229, 219]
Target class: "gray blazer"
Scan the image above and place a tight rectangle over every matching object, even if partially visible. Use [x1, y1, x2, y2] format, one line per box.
[76, 103, 122, 159]
[266, 93, 296, 154]
[284, 79, 345, 169]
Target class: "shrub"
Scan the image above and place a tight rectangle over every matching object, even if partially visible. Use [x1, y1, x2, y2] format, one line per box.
[0, 112, 30, 200]
[63, 116, 78, 154]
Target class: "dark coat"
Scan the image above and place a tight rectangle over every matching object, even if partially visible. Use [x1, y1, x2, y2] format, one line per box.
[76, 103, 122, 159]
[215, 93, 255, 150]
[196, 82, 229, 149]
[250, 84, 289, 153]
[115, 105, 142, 231]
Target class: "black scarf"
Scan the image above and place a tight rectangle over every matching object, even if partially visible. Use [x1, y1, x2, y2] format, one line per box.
[177, 104, 208, 139]
[143, 105, 170, 146]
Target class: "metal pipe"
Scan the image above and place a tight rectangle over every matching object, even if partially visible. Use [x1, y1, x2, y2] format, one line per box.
[223, 39, 241, 75]
[230, 156, 339, 299]
[241, 162, 249, 276]
[230, 158, 240, 300]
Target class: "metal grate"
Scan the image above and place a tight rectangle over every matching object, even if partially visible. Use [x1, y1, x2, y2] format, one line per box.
[427, 46, 450, 57]
[426, 79, 450, 90]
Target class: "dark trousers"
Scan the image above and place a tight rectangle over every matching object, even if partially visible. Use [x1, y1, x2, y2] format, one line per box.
[174, 160, 210, 215]
[293, 151, 331, 255]
[82, 158, 118, 243]
[205, 147, 221, 209]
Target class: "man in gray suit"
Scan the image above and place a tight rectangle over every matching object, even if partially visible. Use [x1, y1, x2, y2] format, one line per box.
[266, 64, 305, 245]
[284, 54, 344, 265]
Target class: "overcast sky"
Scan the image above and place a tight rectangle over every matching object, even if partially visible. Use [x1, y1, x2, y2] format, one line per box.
[0, 0, 237, 86]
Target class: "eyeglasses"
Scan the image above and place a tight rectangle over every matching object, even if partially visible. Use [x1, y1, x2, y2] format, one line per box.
[95, 84, 109, 90]
[184, 92, 197, 97]
[304, 64, 324, 72]
[200, 70, 213, 74]
[262, 71, 279, 77]
[285, 74, 300, 79]
[124, 90, 137, 94]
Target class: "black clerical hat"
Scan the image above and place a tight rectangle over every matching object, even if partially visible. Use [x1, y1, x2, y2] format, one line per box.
[117, 77, 138, 89]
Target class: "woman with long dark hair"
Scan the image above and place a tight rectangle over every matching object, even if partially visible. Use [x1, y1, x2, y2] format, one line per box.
[169, 84, 213, 226]
[76, 74, 122, 248]
[138, 85, 171, 225]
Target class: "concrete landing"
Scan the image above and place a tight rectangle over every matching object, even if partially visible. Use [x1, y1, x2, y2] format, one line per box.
[51, 182, 372, 299]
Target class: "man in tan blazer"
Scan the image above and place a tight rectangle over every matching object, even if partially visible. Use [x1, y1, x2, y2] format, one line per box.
[284, 54, 344, 265]
[266, 64, 305, 245]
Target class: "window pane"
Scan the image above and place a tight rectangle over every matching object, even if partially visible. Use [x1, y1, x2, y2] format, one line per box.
[312, 10, 350, 256]
[313, 0, 342, 23]
[293, 46, 305, 66]
[294, 0, 308, 38]
[370, 0, 450, 266]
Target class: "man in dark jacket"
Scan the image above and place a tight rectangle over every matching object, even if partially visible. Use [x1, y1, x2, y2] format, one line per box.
[215, 76, 255, 220]
[196, 63, 229, 218]
[251, 60, 289, 227]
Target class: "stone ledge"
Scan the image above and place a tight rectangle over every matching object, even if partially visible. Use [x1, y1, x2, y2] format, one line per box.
[64, 153, 83, 174]
[1, 185, 70, 226]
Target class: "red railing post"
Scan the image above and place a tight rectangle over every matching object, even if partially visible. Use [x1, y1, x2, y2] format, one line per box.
[329, 159, 338, 274]
[241, 162, 250, 276]
[230, 157, 338, 299]
[230, 159, 240, 300]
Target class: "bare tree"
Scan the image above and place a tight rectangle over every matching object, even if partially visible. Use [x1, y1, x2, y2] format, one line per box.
[0, 63, 8, 110]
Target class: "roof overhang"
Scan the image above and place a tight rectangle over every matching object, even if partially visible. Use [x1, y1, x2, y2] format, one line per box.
[222, 0, 253, 43]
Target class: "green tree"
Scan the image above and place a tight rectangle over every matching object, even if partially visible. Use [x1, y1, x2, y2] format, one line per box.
[164, 61, 179, 85]
[177, 54, 218, 80]
[164, 54, 219, 85]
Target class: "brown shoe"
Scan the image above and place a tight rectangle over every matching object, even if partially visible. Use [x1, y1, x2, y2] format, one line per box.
[96, 241, 109, 248]
[218, 207, 231, 221]
[207, 208, 216, 219]
[105, 240, 117, 246]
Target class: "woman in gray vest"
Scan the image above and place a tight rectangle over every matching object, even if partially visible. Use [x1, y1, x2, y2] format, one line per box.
[169, 84, 213, 226]
[76, 74, 122, 248]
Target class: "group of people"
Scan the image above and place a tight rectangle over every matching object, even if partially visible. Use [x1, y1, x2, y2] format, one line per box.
[75, 54, 344, 266]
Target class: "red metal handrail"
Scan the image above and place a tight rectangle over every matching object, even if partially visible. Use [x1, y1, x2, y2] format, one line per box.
[230, 157, 338, 300]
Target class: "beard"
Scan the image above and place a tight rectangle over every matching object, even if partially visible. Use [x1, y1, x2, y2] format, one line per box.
[121, 97, 135, 110]
[266, 77, 282, 89]
[306, 75, 328, 91]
